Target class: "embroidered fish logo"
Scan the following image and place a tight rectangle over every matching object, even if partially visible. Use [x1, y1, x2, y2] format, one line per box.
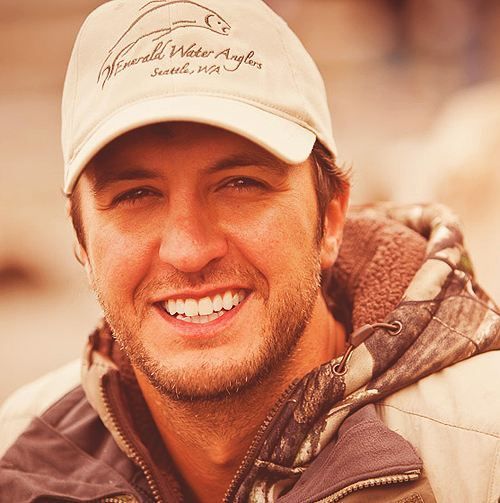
[98, 0, 231, 87]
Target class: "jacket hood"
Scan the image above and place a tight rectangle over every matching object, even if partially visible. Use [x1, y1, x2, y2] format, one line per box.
[81, 202, 500, 501]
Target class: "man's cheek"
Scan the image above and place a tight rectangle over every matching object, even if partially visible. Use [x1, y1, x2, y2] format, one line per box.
[224, 200, 308, 238]
[90, 233, 145, 286]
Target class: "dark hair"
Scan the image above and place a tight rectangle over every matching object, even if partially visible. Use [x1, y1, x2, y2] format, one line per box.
[69, 184, 84, 251]
[310, 140, 350, 241]
[68, 139, 350, 250]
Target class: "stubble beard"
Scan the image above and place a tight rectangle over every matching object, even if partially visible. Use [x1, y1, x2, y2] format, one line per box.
[96, 253, 322, 403]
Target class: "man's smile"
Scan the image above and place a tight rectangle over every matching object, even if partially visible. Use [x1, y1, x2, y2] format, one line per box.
[157, 289, 249, 325]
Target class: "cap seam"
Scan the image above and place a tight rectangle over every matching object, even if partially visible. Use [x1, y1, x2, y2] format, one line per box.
[68, 91, 317, 164]
[275, 17, 305, 123]
[167, 4, 175, 94]
[65, 22, 84, 172]
[64, 0, 130, 168]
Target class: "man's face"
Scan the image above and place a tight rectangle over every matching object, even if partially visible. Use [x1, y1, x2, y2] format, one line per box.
[77, 122, 341, 401]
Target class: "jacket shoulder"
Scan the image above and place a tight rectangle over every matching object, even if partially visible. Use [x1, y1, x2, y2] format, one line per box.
[375, 351, 500, 503]
[0, 359, 81, 457]
[0, 361, 141, 501]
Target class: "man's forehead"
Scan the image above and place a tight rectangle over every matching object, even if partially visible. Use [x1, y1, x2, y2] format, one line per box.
[83, 122, 296, 192]
[90, 122, 175, 165]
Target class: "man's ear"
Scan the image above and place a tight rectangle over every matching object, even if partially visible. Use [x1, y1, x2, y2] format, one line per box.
[74, 241, 94, 287]
[320, 189, 350, 269]
[66, 199, 94, 288]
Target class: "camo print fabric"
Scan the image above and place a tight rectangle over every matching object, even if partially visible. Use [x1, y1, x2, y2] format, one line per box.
[236, 203, 500, 502]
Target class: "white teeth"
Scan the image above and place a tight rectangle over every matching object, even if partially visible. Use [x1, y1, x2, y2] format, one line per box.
[167, 299, 177, 315]
[176, 299, 185, 315]
[175, 311, 225, 323]
[165, 289, 247, 321]
[184, 298, 199, 317]
[198, 297, 213, 316]
[222, 291, 233, 310]
[232, 293, 240, 306]
[213, 294, 223, 312]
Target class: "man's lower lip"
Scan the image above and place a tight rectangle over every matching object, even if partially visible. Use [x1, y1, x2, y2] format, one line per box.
[154, 296, 247, 337]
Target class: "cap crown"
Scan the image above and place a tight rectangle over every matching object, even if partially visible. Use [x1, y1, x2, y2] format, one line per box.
[62, 0, 336, 192]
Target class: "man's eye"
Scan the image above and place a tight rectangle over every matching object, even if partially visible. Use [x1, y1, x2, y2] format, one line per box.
[112, 187, 160, 206]
[222, 177, 266, 191]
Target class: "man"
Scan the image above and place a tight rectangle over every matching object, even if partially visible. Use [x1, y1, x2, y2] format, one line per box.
[1, 1, 499, 502]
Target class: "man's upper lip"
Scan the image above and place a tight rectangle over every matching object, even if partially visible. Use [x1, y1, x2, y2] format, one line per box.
[152, 286, 250, 303]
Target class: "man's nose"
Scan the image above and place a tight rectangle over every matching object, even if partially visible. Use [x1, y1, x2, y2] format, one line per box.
[158, 199, 228, 273]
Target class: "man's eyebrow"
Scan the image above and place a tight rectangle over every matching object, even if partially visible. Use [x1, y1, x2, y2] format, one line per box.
[205, 152, 291, 175]
[88, 150, 292, 193]
[89, 166, 162, 194]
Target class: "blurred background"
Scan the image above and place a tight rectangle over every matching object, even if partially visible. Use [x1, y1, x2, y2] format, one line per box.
[1, 0, 499, 403]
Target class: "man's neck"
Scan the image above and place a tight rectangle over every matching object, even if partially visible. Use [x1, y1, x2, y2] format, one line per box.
[134, 298, 345, 503]
[137, 368, 293, 502]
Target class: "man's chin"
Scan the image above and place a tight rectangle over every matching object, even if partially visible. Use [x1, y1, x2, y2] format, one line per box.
[136, 357, 272, 403]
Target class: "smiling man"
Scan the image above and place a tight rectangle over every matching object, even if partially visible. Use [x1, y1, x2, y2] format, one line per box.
[1, 1, 499, 502]
[79, 123, 347, 407]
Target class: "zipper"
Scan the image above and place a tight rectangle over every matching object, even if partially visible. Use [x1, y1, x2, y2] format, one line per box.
[94, 497, 137, 503]
[313, 470, 421, 502]
[222, 378, 300, 502]
[99, 381, 163, 503]
[48, 495, 137, 503]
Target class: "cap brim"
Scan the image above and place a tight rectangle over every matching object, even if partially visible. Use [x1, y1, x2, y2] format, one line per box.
[64, 95, 317, 193]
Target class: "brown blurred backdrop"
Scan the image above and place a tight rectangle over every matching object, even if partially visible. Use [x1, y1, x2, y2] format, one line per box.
[1, 0, 499, 403]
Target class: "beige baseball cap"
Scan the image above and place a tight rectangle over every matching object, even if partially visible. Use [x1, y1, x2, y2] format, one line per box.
[62, 0, 337, 194]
